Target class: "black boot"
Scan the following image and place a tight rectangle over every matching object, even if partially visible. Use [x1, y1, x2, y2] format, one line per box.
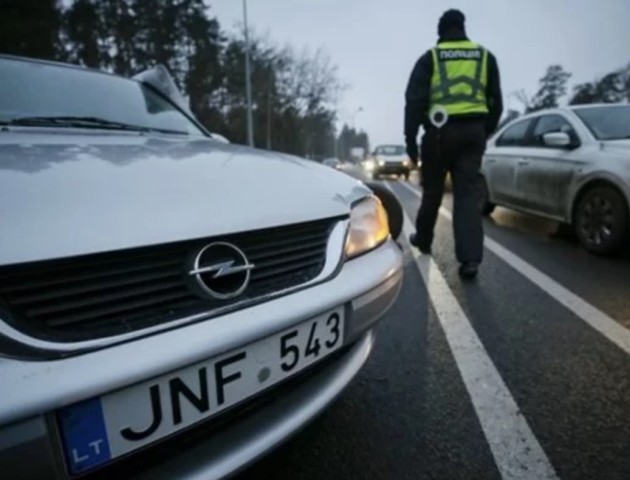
[458, 262, 479, 279]
[409, 233, 432, 255]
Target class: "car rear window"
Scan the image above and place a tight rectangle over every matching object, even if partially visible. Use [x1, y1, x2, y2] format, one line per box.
[375, 146, 405, 155]
[574, 106, 630, 140]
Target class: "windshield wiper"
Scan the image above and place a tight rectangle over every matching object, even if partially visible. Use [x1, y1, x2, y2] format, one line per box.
[1, 116, 187, 135]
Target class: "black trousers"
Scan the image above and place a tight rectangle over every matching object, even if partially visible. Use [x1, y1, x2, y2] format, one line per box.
[414, 120, 486, 264]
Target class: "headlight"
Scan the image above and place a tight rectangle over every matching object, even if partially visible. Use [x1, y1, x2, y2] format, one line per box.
[378, 160, 385, 166]
[344, 196, 390, 259]
[364, 160, 375, 171]
[402, 159, 411, 167]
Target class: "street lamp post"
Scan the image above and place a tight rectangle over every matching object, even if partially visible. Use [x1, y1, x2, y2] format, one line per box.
[243, 0, 254, 147]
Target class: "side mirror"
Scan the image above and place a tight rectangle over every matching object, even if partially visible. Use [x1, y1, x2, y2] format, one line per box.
[543, 132, 571, 148]
[133, 65, 193, 116]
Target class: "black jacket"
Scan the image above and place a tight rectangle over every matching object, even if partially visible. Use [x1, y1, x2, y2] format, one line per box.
[404, 31, 503, 151]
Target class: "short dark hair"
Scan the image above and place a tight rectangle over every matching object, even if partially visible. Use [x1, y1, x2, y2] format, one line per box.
[438, 9, 466, 36]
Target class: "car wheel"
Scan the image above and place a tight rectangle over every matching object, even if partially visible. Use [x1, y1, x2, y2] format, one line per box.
[480, 178, 496, 216]
[574, 185, 629, 255]
[365, 182, 403, 240]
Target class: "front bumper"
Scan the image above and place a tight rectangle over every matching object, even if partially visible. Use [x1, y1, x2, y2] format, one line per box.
[375, 164, 410, 175]
[0, 239, 403, 479]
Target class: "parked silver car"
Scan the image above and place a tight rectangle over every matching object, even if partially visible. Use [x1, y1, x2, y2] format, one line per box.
[482, 104, 630, 254]
[0, 55, 403, 479]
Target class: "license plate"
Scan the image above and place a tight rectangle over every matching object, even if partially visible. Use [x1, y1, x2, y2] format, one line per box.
[57, 308, 345, 475]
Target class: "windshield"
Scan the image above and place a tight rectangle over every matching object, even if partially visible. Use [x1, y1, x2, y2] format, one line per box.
[0, 58, 205, 136]
[375, 145, 405, 155]
[574, 106, 630, 140]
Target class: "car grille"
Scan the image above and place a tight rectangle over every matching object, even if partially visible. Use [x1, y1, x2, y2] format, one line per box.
[0, 218, 340, 342]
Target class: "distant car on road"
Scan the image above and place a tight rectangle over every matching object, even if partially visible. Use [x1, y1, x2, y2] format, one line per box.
[482, 104, 630, 255]
[0, 54, 404, 479]
[371, 144, 413, 180]
[322, 157, 342, 169]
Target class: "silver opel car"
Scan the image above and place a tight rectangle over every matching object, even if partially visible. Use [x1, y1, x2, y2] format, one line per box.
[0, 55, 403, 479]
[482, 104, 630, 255]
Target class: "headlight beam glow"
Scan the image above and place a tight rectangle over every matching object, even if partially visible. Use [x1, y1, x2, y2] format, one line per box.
[344, 196, 390, 259]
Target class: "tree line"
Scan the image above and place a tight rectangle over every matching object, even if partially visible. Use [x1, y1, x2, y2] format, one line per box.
[500, 61, 630, 128]
[0, 0, 370, 160]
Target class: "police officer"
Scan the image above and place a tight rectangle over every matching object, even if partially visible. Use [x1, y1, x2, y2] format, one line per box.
[405, 9, 503, 278]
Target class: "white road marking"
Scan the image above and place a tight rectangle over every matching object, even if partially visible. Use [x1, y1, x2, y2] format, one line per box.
[397, 180, 630, 355]
[385, 181, 559, 480]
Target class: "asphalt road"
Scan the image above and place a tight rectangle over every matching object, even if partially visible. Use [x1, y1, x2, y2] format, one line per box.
[237, 169, 630, 480]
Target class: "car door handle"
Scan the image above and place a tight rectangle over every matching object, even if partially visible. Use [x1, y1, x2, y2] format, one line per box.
[517, 160, 529, 166]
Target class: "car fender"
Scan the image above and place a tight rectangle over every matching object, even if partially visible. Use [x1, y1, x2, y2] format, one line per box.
[567, 170, 630, 221]
[364, 182, 403, 240]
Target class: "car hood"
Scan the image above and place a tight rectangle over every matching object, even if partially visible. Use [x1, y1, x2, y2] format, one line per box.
[0, 130, 370, 266]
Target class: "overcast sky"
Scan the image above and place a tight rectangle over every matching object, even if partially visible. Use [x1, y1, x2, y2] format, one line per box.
[209, 0, 630, 147]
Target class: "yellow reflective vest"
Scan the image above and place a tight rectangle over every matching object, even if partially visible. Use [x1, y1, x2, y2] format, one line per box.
[429, 40, 489, 116]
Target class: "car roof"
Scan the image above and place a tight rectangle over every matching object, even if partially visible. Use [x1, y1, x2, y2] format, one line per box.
[0, 53, 129, 81]
[501, 103, 630, 130]
[515, 103, 628, 120]
[567, 103, 630, 110]
[514, 107, 569, 120]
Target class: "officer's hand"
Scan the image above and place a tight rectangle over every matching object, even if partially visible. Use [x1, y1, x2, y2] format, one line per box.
[406, 143, 419, 166]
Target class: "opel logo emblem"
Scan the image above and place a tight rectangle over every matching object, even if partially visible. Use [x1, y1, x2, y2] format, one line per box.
[189, 242, 255, 300]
